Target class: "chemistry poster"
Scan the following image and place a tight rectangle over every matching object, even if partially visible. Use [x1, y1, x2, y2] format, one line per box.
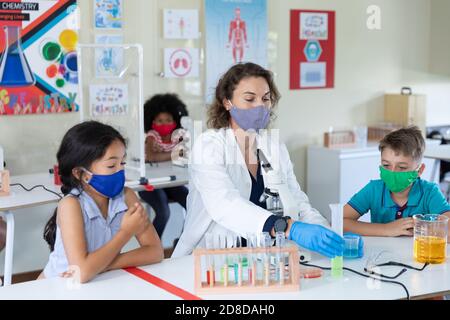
[290, 10, 335, 90]
[0, 0, 79, 116]
[205, 0, 267, 102]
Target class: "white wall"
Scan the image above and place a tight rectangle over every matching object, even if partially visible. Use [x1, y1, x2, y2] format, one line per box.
[430, 0, 450, 77]
[425, 0, 450, 126]
[271, 0, 450, 189]
[1, 0, 450, 275]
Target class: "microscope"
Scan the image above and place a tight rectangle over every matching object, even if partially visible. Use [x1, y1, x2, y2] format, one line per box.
[258, 148, 297, 218]
[257, 144, 311, 262]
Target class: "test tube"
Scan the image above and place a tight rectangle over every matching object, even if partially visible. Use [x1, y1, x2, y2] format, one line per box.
[330, 204, 344, 278]
[218, 234, 228, 287]
[276, 232, 286, 285]
[255, 234, 263, 284]
[247, 233, 258, 286]
[225, 234, 234, 284]
[205, 233, 215, 287]
[201, 235, 208, 286]
[234, 236, 243, 286]
[260, 232, 271, 286]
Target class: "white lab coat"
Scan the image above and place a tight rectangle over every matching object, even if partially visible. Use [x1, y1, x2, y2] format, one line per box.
[172, 128, 329, 257]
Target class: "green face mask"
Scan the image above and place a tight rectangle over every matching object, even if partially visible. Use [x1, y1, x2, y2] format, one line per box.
[379, 166, 419, 193]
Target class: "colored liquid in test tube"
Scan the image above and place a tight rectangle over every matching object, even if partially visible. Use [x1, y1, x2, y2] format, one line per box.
[260, 232, 271, 286]
[224, 234, 235, 285]
[218, 235, 228, 287]
[276, 232, 286, 285]
[205, 233, 215, 287]
[255, 234, 263, 284]
[247, 233, 258, 286]
[330, 204, 344, 278]
[233, 236, 243, 286]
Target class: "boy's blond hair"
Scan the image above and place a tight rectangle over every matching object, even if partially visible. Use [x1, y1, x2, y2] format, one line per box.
[379, 126, 425, 162]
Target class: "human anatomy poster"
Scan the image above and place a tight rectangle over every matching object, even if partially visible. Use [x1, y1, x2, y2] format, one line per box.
[205, 0, 267, 102]
[0, 0, 79, 116]
[290, 10, 335, 90]
[164, 9, 199, 40]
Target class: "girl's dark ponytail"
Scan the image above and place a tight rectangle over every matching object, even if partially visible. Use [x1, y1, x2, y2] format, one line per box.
[43, 210, 57, 251]
[43, 121, 126, 251]
[43, 184, 72, 251]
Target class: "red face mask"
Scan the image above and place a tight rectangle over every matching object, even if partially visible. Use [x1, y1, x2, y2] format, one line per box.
[152, 123, 177, 136]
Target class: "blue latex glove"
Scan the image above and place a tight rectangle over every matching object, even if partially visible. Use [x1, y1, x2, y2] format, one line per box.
[288, 221, 344, 258]
[343, 232, 364, 258]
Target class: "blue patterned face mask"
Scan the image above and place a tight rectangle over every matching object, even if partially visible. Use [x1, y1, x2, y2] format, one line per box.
[228, 100, 270, 132]
[82, 168, 125, 198]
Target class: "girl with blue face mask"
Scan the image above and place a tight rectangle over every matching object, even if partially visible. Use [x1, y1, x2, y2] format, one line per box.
[40, 121, 163, 283]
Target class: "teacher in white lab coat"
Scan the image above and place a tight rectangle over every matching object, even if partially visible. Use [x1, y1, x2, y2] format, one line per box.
[173, 63, 344, 258]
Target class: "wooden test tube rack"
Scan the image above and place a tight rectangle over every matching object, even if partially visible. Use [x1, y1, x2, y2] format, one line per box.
[0, 170, 10, 197]
[193, 245, 300, 295]
[324, 131, 356, 148]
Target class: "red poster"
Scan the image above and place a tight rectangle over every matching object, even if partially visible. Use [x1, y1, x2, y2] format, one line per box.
[290, 10, 335, 90]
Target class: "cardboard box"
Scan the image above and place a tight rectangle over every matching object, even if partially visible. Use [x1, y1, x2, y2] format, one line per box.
[384, 93, 426, 136]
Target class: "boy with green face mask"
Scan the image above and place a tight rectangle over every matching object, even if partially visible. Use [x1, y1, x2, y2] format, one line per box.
[344, 126, 450, 240]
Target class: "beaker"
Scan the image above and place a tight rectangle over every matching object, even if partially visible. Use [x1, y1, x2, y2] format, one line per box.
[353, 125, 368, 147]
[0, 26, 35, 87]
[413, 214, 448, 264]
[343, 234, 360, 259]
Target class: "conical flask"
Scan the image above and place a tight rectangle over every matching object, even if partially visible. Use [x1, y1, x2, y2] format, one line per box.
[0, 26, 35, 87]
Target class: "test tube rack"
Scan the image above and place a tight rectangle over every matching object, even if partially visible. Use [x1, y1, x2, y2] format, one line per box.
[193, 245, 300, 295]
[0, 170, 10, 197]
[367, 124, 401, 142]
[324, 130, 356, 148]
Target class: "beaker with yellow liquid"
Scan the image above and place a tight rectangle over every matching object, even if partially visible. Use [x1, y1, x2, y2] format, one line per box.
[413, 214, 448, 264]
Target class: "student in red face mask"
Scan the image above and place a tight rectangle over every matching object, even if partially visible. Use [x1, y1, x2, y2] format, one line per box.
[141, 94, 189, 240]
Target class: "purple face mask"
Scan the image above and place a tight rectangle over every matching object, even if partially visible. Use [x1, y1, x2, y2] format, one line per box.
[229, 101, 270, 132]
